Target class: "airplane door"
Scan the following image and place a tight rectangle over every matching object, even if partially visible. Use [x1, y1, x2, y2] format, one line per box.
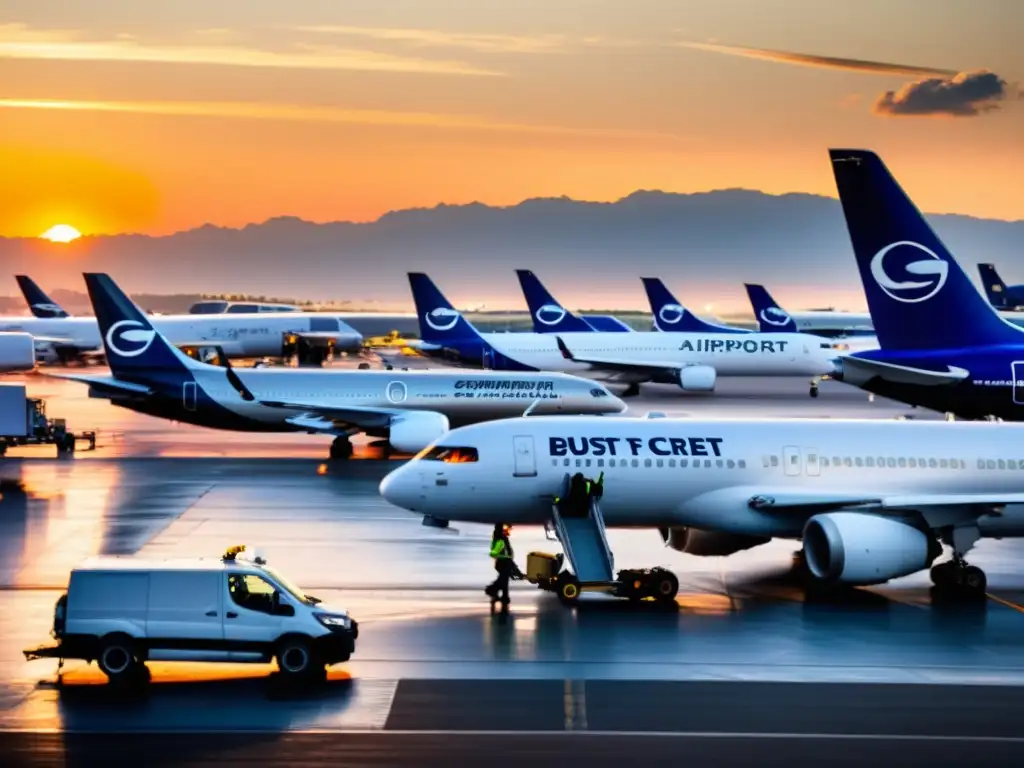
[804, 447, 820, 477]
[513, 435, 537, 477]
[183, 381, 197, 412]
[782, 445, 801, 476]
[1013, 362, 1024, 405]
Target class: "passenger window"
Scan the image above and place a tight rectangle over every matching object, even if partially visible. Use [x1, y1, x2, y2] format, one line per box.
[855, 457, 863, 467]
[738, 460, 746, 469]
[999, 459, 1007, 470]
[832, 456, 841, 466]
[655, 459, 663, 468]
[563, 458, 570, 467]
[680, 459, 688, 468]
[929, 459, 938, 468]
[886, 458, 896, 468]
[704, 460, 712, 468]
[940, 459, 949, 468]
[770, 455, 779, 467]
[669, 459, 676, 468]
[552, 459, 558, 467]
[576, 459, 582, 467]
[227, 574, 278, 614]
[1011, 460, 1018, 470]
[644, 458, 652, 468]
[843, 457, 852, 468]
[717, 459, 724, 468]
[897, 458, 906, 468]
[821, 457, 829, 467]
[585, 459, 592, 468]
[631, 459, 639, 467]
[865, 457, 874, 468]
[597, 459, 604, 468]
[986, 459, 996, 470]
[727, 459, 735, 469]
[908, 458, 916, 468]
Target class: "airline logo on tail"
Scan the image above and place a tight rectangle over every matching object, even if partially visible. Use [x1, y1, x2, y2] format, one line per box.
[870, 241, 949, 303]
[105, 319, 157, 357]
[759, 307, 791, 327]
[424, 307, 461, 331]
[535, 304, 568, 326]
[658, 304, 685, 325]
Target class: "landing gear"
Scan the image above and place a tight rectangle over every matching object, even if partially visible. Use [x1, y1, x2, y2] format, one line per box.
[329, 436, 353, 460]
[809, 379, 820, 398]
[930, 556, 987, 599]
[621, 383, 641, 398]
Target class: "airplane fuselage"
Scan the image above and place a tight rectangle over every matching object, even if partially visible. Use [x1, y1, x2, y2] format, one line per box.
[417, 330, 839, 378]
[379, 416, 1024, 538]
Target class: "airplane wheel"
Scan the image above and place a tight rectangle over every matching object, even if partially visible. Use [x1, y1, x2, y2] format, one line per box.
[651, 569, 679, 601]
[809, 387, 819, 398]
[557, 573, 581, 605]
[329, 438, 353, 460]
[963, 566, 987, 593]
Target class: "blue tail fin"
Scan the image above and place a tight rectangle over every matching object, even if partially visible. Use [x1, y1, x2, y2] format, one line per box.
[16, 275, 69, 318]
[978, 263, 1011, 309]
[830, 149, 1023, 350]
[515, 270, 595, 333]
[642, 277, 749, 334]
[581, 315, 631, 332]
[743, 284, 798, 333]
[83, 273, 201, 378]
[407, 273, 485, 344]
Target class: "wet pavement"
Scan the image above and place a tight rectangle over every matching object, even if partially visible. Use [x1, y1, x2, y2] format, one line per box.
[0, 371, 1021, 764]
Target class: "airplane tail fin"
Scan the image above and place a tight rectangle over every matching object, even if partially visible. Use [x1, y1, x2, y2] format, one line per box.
[16, 275, 69, 318]
[515, 270, 594, 333]
[641, 277, 748, 334]
[407, 273, 485, 344]
[744, 284, 798, 333]
[83, 273, 203, 378]
[978, 263, 1011, 309]
[829, 149, 1022, 350]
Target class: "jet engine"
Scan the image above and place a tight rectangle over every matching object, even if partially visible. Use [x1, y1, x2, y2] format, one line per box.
[802, 512, 936, 586]
[0, 332, 37, 373]
[387, 411, 451, 453]
[677, 365, 716, 392]
[659, 526, 769, 557]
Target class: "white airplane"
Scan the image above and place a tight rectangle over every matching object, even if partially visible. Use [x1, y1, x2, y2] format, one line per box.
[55, 274, 625, 459]
[408, 273, 841, 397]
[0, 332, 35, 372]
[381, 414, 1024, 600]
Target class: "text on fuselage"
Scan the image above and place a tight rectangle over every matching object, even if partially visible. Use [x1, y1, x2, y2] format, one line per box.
[681, 339, 788, 353]
[549, 436, 724, 457]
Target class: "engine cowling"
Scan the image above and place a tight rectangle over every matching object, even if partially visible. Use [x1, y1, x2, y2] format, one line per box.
[659, 526, 769, 557]
[388, 411, 451, 453]
[802, 512, 935, 586]
[678, 365, 716, 392]
[0, 332, 36, 372]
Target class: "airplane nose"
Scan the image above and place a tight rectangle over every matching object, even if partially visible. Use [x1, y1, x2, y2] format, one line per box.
[379, 467, 416, 511]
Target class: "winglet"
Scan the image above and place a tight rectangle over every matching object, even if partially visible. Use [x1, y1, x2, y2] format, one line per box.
[555, 336, 575, 360]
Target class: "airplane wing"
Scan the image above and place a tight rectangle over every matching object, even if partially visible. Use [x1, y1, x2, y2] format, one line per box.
[554, 336, 676, 376]
[743, 487, 1024, 528]
[260, 400, 404, 431]
[45, 373, 152, 396]
[839, 356, 968, 387]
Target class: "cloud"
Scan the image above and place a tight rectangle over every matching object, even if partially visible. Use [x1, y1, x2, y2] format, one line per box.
[0, 23, 501, 76]
[873, 70, 1014, 116]
[680, 42, 956, 77]
[0, 98, 689, 142]
[293, 26, 568, 54]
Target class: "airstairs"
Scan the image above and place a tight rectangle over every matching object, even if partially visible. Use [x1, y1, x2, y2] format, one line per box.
[550, 473, 615, 583]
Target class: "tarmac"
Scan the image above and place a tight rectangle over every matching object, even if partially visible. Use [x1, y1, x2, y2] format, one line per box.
[1, 371, 1023, 765]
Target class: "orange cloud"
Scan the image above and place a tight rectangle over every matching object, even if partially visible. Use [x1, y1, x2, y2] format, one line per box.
[873, 70, 1013, 116]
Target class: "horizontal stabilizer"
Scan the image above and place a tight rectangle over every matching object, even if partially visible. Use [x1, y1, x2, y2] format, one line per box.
[45, 373, 152, 396]
[839, 356, 968, 387]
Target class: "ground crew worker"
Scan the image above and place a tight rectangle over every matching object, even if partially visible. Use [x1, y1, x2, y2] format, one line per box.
[485, 523, 516, 606]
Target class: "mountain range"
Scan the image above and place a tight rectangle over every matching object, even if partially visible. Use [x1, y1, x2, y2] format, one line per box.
[1, 190, 1021, 312]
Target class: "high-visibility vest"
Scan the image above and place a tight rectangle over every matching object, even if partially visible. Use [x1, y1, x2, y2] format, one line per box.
[490, 538, 512, 558]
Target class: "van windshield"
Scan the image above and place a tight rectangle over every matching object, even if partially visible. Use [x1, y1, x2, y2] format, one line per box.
[263, 567, 316, 606]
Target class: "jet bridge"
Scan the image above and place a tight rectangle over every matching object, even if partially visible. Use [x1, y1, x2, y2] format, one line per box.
[524, 473, 680, 605]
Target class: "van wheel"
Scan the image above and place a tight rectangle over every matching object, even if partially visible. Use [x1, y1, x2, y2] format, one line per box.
[98, 634, 138, 683]
[276, 636, 322, 682]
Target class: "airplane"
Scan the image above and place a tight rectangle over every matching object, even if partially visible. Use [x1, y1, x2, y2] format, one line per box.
[829, 148, 1024, 421]
[189, 299, 304, 314]
[53, 273, 625, 459]
[380, 413, 1024, 601]
[515, 270, 631, 333]
[744, 283, 876, 340]
[641, 277, 750, 334]
[744, 283, 879, 355]
[16, 275, 69, 318]
[0, 332, 36, 372]
[407, 273, 840, 398]
[978, 264, 1024, 311]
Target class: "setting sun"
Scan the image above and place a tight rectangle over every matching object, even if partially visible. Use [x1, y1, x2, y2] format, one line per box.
[39, 224, 82, 243]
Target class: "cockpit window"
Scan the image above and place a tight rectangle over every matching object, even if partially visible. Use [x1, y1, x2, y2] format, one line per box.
[416, 446, 479, 463]
[590, 388, 608, 398]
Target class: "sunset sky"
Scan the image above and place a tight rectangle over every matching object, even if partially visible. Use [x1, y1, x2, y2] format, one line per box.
[1, 0, 1021, 239]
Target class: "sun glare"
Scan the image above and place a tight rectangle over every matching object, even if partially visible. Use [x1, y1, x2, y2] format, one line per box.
[40, 224, 82, 243]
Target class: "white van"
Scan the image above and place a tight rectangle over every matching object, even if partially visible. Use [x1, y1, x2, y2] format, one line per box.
[23, 546, 358, 684]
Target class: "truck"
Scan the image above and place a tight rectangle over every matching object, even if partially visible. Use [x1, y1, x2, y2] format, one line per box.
[0, 383, 94, 457]
[23, 545, 358, 686]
